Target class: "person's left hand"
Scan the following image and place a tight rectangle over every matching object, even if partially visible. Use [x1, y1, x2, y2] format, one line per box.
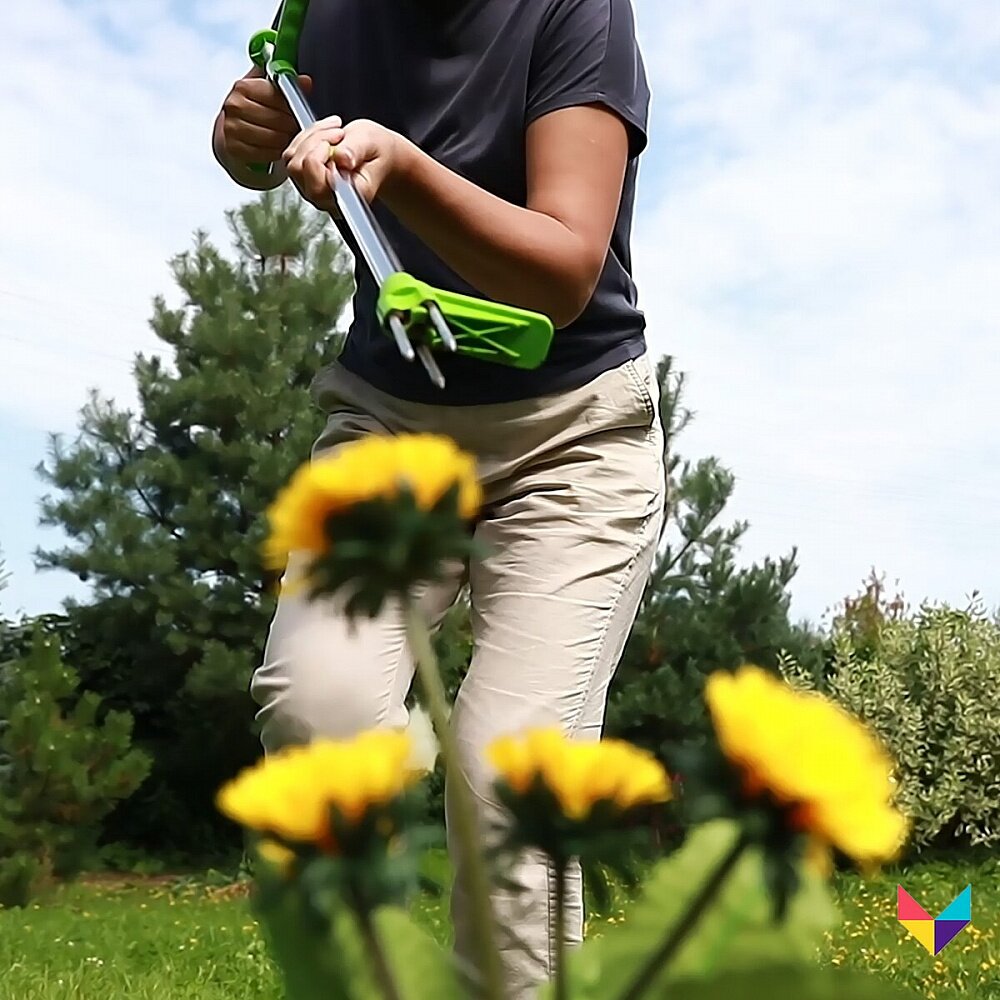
[282, 117, 407, 213]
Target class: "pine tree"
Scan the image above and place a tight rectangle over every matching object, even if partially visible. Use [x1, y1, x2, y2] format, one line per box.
[605, 357, 823, 765]
[34, 189, 351, 853]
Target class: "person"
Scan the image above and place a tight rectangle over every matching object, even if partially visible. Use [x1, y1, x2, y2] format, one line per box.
[212, 0, 664, 995]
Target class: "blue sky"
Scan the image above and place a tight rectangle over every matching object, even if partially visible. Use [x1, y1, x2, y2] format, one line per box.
[2, 0, 998, 626]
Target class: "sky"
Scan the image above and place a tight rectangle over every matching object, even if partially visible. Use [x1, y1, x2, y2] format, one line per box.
[1, 0, 998, 628]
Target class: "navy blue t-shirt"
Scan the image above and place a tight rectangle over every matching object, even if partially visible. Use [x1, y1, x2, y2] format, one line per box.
[290, 0, 650, 404]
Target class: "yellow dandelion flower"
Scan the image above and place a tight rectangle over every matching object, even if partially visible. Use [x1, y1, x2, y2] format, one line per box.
[705, 665, 909, 865]
[264, 434, 482, 567]
[216, 729, 420, 848]
[488, 728, 671, 822]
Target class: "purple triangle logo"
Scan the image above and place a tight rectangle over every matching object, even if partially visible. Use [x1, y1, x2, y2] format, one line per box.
[934, 920, 968, 955]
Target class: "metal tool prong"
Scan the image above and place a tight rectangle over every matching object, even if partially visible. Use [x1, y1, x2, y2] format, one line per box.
[387, 313, 416, 362]
[427, 300, 458, 353]
[415, 343, 446, 389]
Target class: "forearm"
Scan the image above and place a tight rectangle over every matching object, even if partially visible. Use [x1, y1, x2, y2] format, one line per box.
[382, 142, 598, 329]
[212, 112, 288, 192]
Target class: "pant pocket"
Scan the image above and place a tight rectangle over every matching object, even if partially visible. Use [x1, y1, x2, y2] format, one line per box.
[622, 357, 658, 429]
[577, 358, 657, 435]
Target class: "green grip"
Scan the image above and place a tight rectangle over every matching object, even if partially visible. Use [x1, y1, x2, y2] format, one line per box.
[246, 0, 311, 173]
[249, 0, 309, 76]
[271, 0, 310, 73]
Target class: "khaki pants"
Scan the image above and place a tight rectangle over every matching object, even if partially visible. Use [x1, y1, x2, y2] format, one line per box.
[250, 355, 666, 998]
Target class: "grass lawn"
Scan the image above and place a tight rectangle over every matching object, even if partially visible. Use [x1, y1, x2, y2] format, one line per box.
[1, 852, 997, 999]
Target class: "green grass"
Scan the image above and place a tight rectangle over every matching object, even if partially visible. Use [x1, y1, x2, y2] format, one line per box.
[0, 876, 277, 1000]
[1, 853, 997, 999]
[827, 851, 1000, 1000]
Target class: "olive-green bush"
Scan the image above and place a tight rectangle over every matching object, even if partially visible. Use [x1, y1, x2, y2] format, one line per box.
[780, 596, 1000, 851]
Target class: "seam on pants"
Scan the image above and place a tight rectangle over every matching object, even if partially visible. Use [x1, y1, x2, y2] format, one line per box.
[563, 359, 662, 744]
[543, 501, 658, 975]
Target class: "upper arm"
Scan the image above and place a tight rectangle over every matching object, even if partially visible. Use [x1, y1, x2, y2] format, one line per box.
[524, 0, 649, 290]
[525, 106, 629, 282]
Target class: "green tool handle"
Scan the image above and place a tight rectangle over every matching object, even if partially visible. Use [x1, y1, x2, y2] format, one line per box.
[266, 0, 308, 76]
[245, 0, 309, 177]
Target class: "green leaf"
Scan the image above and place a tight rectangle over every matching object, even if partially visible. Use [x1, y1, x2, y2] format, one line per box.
[552, 821, 839, 1000]
[377, 906, 465, 1000]
[668, 966, 922, 999]
[254, 876, 357, 1000]
[254, 871, 462, 1000]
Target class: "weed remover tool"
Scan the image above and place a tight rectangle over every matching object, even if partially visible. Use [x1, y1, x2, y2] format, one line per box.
[248, 0, 554, 388]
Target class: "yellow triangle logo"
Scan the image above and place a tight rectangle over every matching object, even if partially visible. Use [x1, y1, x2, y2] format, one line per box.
[899, 919, 936, 954]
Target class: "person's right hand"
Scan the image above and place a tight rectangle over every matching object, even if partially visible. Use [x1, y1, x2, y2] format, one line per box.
[219, 69, 313, 166]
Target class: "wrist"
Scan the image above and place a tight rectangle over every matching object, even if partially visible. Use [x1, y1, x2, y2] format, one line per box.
[381, 134, 423, 211]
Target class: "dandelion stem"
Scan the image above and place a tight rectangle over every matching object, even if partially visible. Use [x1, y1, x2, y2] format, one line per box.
[616, 830, 749, 1000]
[403, 600, 505, 1000]
[553, 861, 568, 1000]
[351, 889, 403, 1000]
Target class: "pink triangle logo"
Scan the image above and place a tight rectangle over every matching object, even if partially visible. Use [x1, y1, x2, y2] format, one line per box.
[897, 885, 932, 921]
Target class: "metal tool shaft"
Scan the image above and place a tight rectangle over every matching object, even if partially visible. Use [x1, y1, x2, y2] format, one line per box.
[274, 73, 402, 285]
[261, 48, 453, 386]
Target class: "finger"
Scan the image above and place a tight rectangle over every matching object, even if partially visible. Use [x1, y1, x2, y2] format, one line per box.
[234, 77, 298, 112]
[330, 138, 368, 173]
[224, 136, 292, 164]
[329, 144, 358, 172]
[285, 134, 343, 202]
[285, 116, 344, 156]
[298, 74, 313, 93]
[234, 78, 312, 130]
[282, 118, 341, 154]
[225, 120, 297, 154]
[283, 120, 344, 162]
[303, 143, 343, 202]
[225, 92, 298, 135]
[335, 161, 374, 204]
[287, 169, 337, 214]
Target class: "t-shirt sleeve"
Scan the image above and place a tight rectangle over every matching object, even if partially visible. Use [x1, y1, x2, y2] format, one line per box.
[525, 0, 650, 158]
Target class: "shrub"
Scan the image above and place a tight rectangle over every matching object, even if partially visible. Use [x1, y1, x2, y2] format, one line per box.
[0, 629, 152, 906]
[779, 586, 1000, 851]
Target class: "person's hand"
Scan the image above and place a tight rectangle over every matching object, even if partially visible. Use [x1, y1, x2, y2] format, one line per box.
[220, 70, 313, 166]
[283, 117, 409, 213]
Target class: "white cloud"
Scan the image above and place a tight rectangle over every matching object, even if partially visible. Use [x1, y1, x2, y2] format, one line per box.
[0, 0, 270, 429]
[632, 0, 1000, 620]
[0, 0, 272, 613]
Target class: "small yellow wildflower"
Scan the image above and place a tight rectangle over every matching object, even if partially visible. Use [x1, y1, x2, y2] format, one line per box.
[264, 434, 482, 567]
[256, 839, 296, 874]
[488, 728, 671, 821]
[705, 665, 909, 865]
[216, 730, 420, 848]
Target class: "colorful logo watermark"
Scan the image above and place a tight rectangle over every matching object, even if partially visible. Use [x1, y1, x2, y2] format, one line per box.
[897, 884, 972, 955]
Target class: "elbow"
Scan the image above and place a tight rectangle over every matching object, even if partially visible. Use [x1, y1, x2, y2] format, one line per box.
[545, 255, 604, 330]
[549, 297, 589, 330]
